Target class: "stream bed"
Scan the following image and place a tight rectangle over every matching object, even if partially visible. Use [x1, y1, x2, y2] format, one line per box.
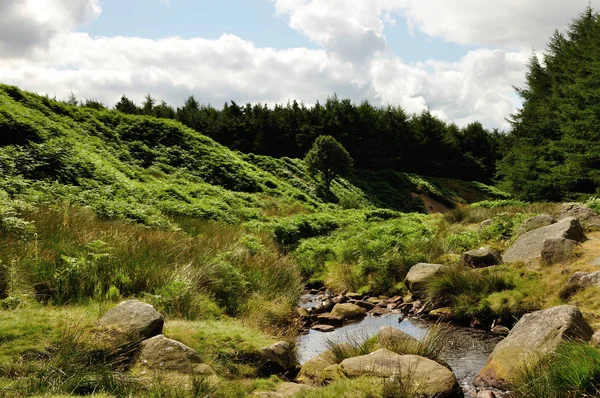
[296, 293, 502, 396]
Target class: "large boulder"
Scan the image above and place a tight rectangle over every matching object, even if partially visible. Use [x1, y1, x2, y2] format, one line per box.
[337, 349, 461, 397]
[558, 203, 600, 231]
[330, 303, 366, 320]
[515, 214, 556, 237]
[97, 300, 163, 339]
[256, 341, 298, 373]
[502, 217, 586, 264]
[540, 238, 577, 265]
[132, 334, 215, 388]
[376, 327, 419, 352]
[568, 271, 600, 288]
[460, 247, 502, 268]
[296, 350, 338, 385]
[474, 305, 593, 389]
[404, 263, 444, 297]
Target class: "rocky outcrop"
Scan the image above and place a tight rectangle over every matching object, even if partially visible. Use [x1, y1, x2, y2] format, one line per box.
[558, 203, 600, 231]
[474, 305, 593, 389]
[460, 247, 502, 268]
[253, 382, 314, 397]
[502, 217, 586, 264]
[256, 341, 298, 373]
[330, 303, 366, 321]
[97, 300, 164, 339]
[515, 214, 555, 237]
[132, 334, 215, 385]
[404, 263, 444, 297]
[337, 349, 461, 397]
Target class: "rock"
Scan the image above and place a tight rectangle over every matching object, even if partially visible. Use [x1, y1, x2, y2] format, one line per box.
[315, 313, 344, 326]
[337, 349, 460, 397]
[404, 263, 444, 297]
[591, 331, 600, 347]
[370, 307, 387, 316]
[311, 301, 335, 315]
[429, 307, 454, 320]
[355, 300, 376, 310]
[345, 292, 363, 300]
[32, 281, 56, 302]
[331, 303, 366, 320]
[541, 238, 577, 265]
[591, 256, 600, 267]
[388, 296, 403, 304]
[461, 247, 502, 268]
[253, 382, 314, 397]
[480, 219, 494, 230]
[516, 214, 556, 237]
[476, 390, 496, 398]
[491, 325, 510, 337]
[568, 271, 600, 289]
[311, 324, 335, 333]
[502, 217, 586, 264]
[474, 305, 593, 389]
[377, 327, 419, 351]
[295, 307, 310, 319]
[257, 341, 298, 373]
[97, 300, 163, 339]
[558, 203, 600, 231]
[332, 295, 348, 304]
[132, 334, 215, 387]
[296, 350, 337, 385]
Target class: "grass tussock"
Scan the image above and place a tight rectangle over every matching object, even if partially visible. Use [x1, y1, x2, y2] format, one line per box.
[511, 342, 600, 398]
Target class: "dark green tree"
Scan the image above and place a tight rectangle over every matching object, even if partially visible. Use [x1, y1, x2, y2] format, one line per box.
[305, 135, 353, 192]
[115, 95, 139, 114]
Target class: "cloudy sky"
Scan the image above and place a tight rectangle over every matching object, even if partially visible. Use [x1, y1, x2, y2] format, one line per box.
[0, 0, 597, 129]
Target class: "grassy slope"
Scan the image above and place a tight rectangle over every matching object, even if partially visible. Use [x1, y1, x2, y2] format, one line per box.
[0, 84, 513, 397]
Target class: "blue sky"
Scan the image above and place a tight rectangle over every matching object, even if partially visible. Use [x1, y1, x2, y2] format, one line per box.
[80, 0, 476, 63]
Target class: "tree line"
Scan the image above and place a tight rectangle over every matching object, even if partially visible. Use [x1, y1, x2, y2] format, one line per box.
[75, 94, 503, 183]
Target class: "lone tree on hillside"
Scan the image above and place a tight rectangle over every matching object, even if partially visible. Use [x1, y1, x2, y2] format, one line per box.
[305, 135, 353, 193]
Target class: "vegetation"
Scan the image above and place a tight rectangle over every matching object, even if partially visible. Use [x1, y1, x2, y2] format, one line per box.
[305, 135, 353, 193]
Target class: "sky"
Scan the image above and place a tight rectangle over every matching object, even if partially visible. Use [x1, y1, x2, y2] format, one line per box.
[0, 0, 598, 129]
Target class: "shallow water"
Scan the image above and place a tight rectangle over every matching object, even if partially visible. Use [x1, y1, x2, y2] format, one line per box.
[296, 295, 501, 396]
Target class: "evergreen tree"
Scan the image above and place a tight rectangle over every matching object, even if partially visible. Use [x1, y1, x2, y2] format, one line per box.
[115, 95, 139, 114]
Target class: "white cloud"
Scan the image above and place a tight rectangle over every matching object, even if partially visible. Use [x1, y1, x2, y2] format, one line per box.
[1, 0, 595, 129]
[0, 0, 100, 57]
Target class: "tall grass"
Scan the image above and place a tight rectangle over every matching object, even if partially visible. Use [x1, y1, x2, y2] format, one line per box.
[1, 205, 302, 325]
[511, 342, 600, 398]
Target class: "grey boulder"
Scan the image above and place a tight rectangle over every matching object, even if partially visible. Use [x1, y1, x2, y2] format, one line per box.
[515, 214, 556, 237]
[502, 217, 586, 264]
[97, 300, 164, 339]
[474, 305, 593, 389]
[404, 263, 444, 297]
[558, 203, 600, 231]
[460, 247, 502, 268]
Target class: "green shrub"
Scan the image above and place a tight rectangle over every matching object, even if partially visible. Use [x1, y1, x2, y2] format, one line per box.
[471, 199, 529, 208]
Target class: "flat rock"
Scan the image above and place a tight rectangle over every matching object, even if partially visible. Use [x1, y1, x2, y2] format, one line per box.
[331, 303, 366, 320]
[355, 300, 376, 310]
[345, 292, 363, 300]
[315, 313, 344, 326]
[474, 305, 593, 389]
[461, 247, 502, 268]
[253, 382, 314, 397]
[97, 300, 163, 339]
[558, 203, 600, 231]
[404, 263, 444, 297]
[311, 324, 335, 333]
[257, 341, 298, 373]
[338, 349, 461, 397]
[370, 307, 387, 316]
[515, 214, 556, 237]
[502, 217, 586, 264]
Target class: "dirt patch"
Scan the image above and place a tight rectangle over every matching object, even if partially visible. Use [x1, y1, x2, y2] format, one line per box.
[411, 192, 452, 214]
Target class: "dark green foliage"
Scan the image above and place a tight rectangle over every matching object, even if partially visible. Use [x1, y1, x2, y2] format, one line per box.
[499, 7, 600, 201]
[305, 135, 353, 192]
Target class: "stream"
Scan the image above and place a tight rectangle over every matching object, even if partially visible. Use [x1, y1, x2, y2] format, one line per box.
[295, 292, 502, 397]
